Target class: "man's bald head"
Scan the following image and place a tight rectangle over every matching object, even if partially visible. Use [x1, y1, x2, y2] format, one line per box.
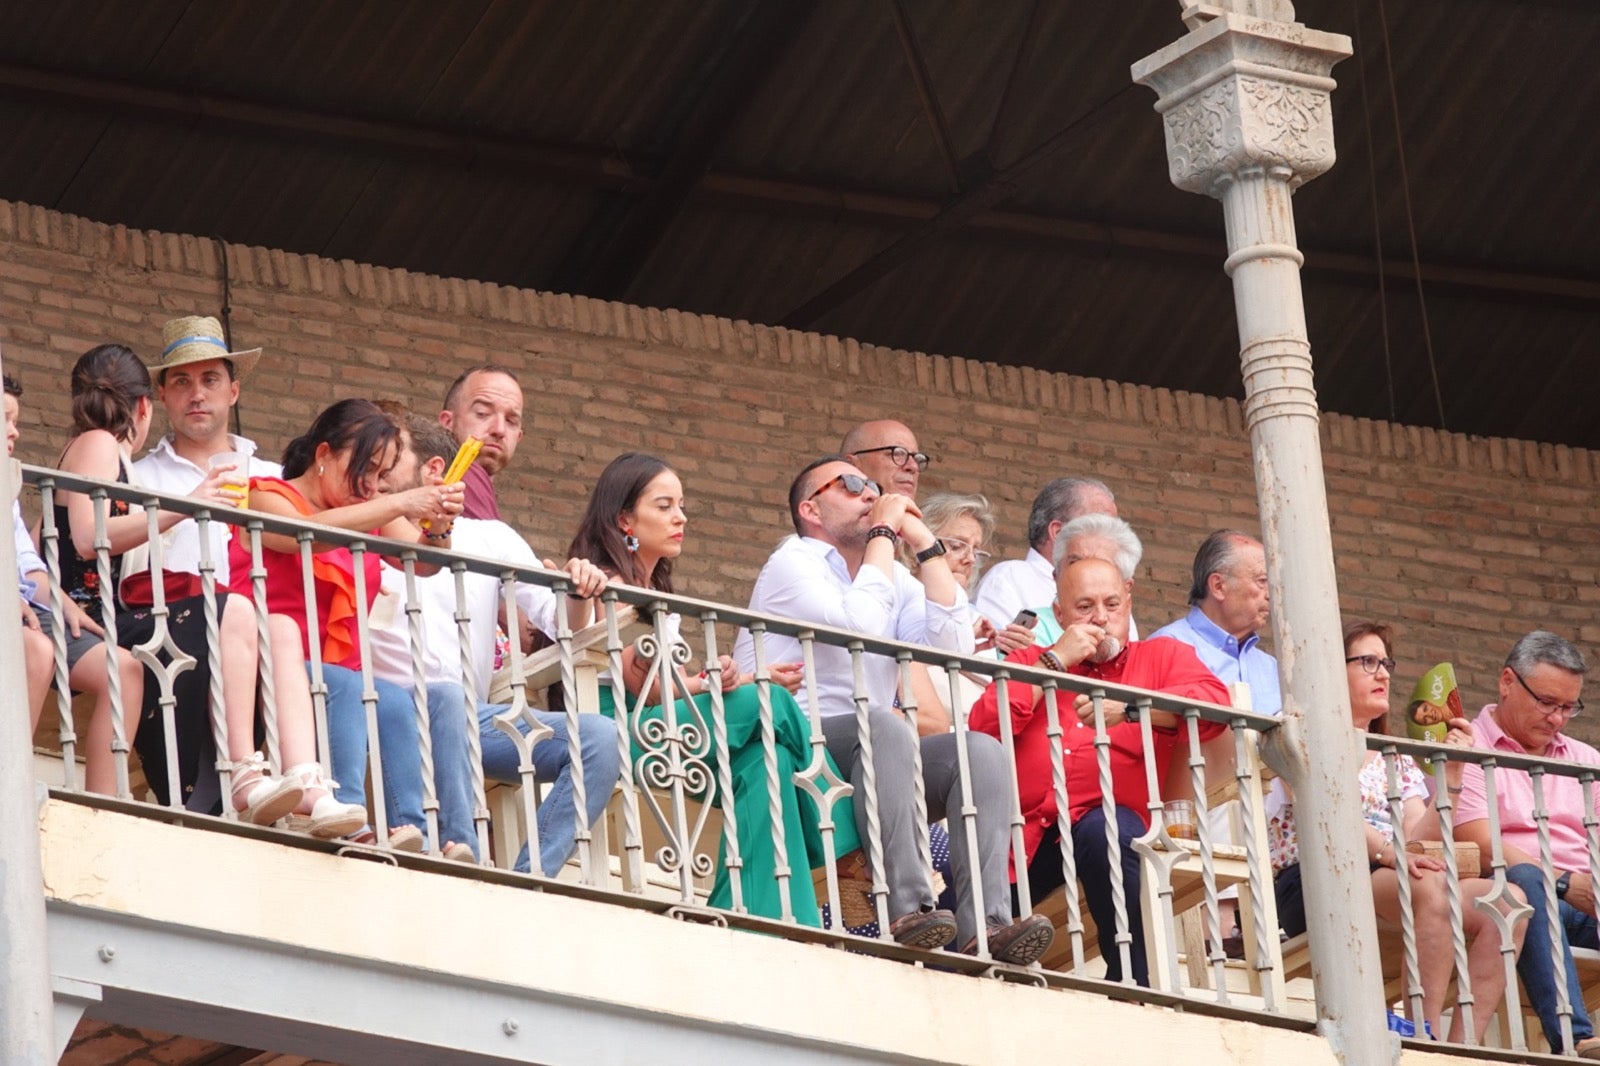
[1054, 557, 1132, 651]
[841, 418, 924, 499]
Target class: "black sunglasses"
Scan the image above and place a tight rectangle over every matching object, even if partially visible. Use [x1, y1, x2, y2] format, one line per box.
[807, 472, 880, 503]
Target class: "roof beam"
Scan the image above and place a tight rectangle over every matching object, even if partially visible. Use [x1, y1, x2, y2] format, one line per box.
[0, 60, 1592, 311]
[888, 0, 963, 192]
[0, 61, 644, 193]
[550, 0, 814, 301]
[778, 85, 1138, 329]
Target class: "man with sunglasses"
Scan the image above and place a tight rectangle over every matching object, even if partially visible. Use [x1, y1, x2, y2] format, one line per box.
[841, 419, 928, 500]
[733, 455, 1055, 965]
[1453, 630, 1598, 1058]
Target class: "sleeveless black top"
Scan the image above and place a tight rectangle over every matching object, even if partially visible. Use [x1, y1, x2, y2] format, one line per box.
[53, 457, 130, 624]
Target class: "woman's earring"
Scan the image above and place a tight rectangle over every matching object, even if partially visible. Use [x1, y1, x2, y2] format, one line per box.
[318, 464, 324, 476]
[623, 528, 640, 553]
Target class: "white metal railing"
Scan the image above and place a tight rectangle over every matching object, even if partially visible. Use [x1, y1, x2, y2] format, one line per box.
[22, 462, 1593, 1058]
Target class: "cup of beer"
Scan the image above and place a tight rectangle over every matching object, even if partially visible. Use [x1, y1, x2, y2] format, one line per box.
[209, 451, 249, 508]
[1163, 799, 1198, 841]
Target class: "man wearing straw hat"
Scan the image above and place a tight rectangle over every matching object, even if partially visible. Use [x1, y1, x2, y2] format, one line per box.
[132, 314, 279, 587]
[131, 314, 280, 812]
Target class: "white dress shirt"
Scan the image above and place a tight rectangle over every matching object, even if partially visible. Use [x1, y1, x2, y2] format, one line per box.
[366, 518, 555, 696]
[971, 547, 1054, 631]
[130, 433, 282, 585]
[975, 545, 1138, 641]
[732, 535, 974, 718]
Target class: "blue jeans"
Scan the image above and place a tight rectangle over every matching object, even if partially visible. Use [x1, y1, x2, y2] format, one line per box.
[478, 702, 621, 876]
[421, 682, 481, 856]
[318, 664, 425, 834]
[1508, 862, 1597, 1051]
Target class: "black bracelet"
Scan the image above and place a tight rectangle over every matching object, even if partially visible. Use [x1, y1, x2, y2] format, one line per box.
[421, 527, 452, 541]
[866, 524, 898, 545]
[1038, 650, 1065, 673]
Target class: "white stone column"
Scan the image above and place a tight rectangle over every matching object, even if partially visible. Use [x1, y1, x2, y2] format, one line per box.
[0, 345, 55, 1059]
[1133, 9, 1394, 1063]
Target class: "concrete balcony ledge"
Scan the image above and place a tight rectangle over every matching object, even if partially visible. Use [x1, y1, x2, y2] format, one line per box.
[38, 793, 1493, 1065]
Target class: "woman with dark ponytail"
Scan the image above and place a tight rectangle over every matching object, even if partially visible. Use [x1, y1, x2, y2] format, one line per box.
[56, 345, 359, 837]
[228, 398, 470, 854]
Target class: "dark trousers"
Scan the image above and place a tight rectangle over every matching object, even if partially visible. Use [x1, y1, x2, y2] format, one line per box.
[1023, 804, 1149, 985]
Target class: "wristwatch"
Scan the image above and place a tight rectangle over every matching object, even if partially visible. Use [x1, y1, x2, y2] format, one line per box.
[914, 539, 947, 564]
[1557, 871, 1572, 899]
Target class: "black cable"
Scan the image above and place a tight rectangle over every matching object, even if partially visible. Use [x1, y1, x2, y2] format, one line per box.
[1351, 0, 1396, 422]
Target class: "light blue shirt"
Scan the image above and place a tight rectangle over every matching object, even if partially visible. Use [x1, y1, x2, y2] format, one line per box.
[1150, 605, 1282, 717]
[13, 499, 44, 605]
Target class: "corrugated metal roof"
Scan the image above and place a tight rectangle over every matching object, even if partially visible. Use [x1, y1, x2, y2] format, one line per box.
[0, 0, 1593, 445]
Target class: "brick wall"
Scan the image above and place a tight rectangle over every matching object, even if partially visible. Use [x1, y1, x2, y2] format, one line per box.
[4, 200, 1597, 741]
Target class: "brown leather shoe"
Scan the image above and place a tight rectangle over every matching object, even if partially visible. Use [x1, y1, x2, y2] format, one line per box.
[1574, 1036, 1600, 1060]
[888, 908, 958, 950]
[963, 914, 1057, 966]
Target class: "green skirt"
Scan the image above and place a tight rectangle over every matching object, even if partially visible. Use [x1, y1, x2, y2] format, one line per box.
[599, 682, 860, 927]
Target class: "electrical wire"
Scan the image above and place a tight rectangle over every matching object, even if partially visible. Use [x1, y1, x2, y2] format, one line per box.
[1375, 0, 1448, 430]
[1350, 0, 1396, 422]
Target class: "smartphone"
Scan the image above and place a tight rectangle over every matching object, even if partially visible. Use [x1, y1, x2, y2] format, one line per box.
[1011, 609, 1038, 630]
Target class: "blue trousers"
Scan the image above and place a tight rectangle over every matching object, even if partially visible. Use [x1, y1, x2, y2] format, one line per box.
[478, 701, 621, 876]
[1507, 862, 1597, 1051]
[1026, 805, 1149, 986]
[319, 664, 425, 834]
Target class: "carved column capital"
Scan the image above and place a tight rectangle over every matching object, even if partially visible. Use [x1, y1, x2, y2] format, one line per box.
[1132, 13, 1351, 197]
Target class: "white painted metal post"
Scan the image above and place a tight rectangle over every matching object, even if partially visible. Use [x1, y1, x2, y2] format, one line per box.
[0, 349, 56, 1059]
[1133, 7, 1395, 1063]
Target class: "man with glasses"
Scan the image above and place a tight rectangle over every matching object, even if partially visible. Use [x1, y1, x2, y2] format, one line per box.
[841, 419, 929, 500]
[733, 454, 1055, 965]
[1453, 630, 1599, 1058]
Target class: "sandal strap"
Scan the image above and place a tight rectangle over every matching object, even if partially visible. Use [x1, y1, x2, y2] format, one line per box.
[229, 751, 273, 796]
[286, 762, 341, 793]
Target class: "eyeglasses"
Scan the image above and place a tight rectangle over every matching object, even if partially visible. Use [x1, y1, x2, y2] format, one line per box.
[1345, 655, 1396, 675]
[851, 445, 931, 472]
[1510, 667, 1584, 718]
[806, 472, 881, 503]
[938, 537, 991, 562]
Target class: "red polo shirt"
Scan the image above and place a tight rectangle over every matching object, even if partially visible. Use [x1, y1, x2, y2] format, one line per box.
[968, 637, 1230, 866]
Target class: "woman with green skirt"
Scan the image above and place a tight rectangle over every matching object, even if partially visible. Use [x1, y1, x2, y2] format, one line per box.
[571, 452, 859, 927]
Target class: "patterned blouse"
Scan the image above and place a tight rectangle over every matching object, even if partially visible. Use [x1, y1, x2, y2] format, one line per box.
[1266, 750, 1428, 872]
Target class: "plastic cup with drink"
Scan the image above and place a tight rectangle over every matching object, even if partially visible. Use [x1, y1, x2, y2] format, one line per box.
[1163, 798, 1198, 841]
[209, 451, 249, 509]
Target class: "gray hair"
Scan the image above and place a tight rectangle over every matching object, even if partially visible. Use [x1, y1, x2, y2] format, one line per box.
[1505, 630, 1587, 677]
[908, 492, 996, 582]
[1052, 513, 1142, 581]
[1186, 529, 1258, 606]
[1026, 476, 1115, 549]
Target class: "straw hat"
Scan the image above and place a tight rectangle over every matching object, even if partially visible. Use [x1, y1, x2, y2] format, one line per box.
[153, 316, 261, 378]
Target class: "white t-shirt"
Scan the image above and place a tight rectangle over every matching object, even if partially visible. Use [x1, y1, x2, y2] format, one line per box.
[367, 518, 556, 695]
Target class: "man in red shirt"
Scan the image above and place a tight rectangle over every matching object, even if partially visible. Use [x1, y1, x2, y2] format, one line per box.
[969, 557, 1229, 984]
